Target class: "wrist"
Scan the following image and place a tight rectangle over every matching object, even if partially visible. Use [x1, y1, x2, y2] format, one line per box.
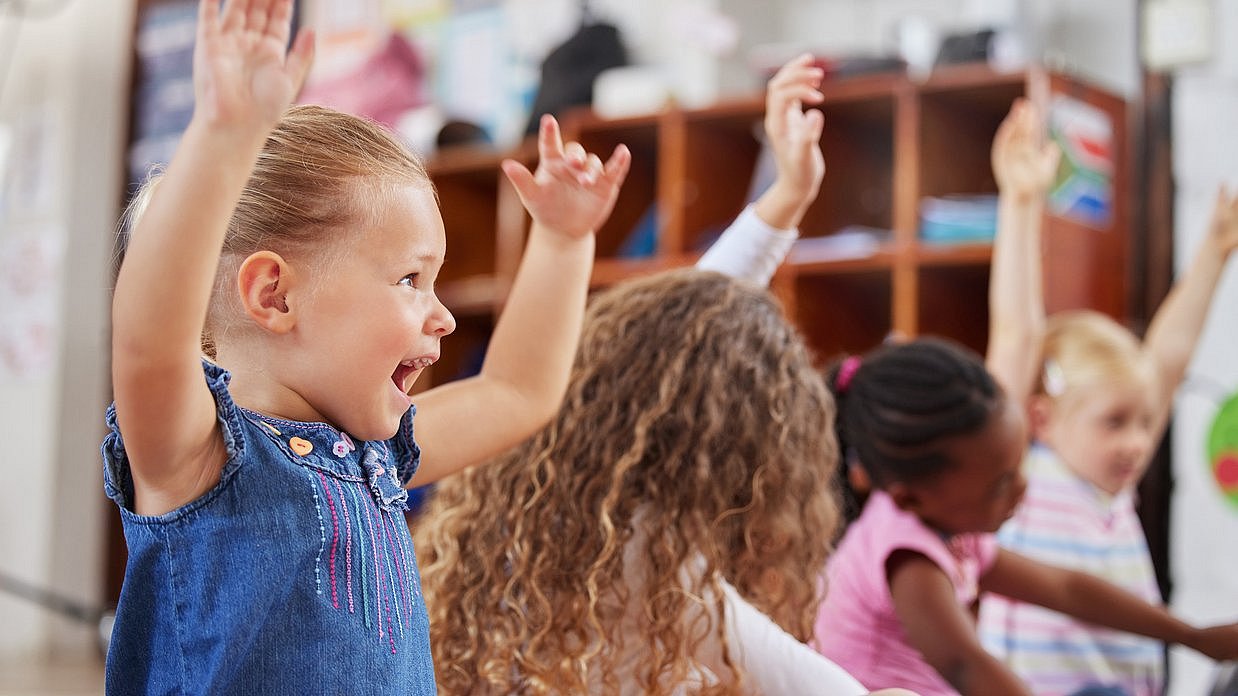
[527, 224, 597, 253]
[183, 116, 271, 159]
[756, 183, 816, 231]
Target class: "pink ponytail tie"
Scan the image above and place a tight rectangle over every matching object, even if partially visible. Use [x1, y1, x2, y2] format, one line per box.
[836, 356, 862, 393]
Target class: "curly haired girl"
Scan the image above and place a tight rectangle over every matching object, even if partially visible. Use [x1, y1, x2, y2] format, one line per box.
[416, 267, 856, 695]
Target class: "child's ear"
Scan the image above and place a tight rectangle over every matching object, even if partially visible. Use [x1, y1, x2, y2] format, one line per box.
[847, 462, 872, 494]
[237, 251, 296, 334]
[1028, 394, 1055, 438]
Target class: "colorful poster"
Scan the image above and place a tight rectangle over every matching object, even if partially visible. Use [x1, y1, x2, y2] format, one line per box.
[1206, 391, 1238, 509]
[1048, 94, 1114, 229]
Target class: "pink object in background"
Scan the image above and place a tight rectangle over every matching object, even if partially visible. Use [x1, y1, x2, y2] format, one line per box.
[299, 32, 428, 129]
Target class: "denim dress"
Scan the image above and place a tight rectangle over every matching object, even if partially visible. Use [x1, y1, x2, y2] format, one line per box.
[102, 361, 436, 695]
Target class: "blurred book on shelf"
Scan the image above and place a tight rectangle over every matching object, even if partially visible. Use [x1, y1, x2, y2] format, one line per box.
[919, 194, 998, 244]
[789, 226, 891, 263]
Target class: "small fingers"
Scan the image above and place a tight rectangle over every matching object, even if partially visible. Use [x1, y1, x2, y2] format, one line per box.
[537, 115, 566, 163]
[769, 52, 820, 87]
[802, 107, 825, 143]
[220, 0, 251, 32]
[500, 158, 537, 202]
[247, 0, 271, 34]
[200, 0, 220, 33]
[602, 144, 632, 184]
[579, 153, 604, 185]
[564, 141, 587, 167]
[264, 0, 293, 42]
[284, 28, 316, 93]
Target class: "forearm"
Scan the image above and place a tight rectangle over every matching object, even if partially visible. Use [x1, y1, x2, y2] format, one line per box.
[112, 119, 266, 360]
[753, 177, 817, 232]
[986, 193, 1046, 402]
[1144, 242, 1228, 389]
[478, 224, 594, 418]
[1041, 571, 1192, 645]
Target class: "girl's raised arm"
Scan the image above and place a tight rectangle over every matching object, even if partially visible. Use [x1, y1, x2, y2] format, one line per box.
[1142, 186, 1238, 440]
[697, 52, 825, 286]
[985, 98, 1059, 407]
[409, 116, 629, 486]
[110, 0, 312, 515]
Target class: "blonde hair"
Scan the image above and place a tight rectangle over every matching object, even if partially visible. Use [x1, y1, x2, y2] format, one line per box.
[1037, 310, 1150, 402]
[415, 268, 842, 695]
[122, 104, 432, 356]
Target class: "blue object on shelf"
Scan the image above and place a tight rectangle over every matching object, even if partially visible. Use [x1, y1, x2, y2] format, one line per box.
[919, 194, 998, 243]
[617, 205, 658, 258]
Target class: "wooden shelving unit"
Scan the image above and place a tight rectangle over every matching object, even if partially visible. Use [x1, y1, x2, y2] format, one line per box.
[423, 62, 1130, 382]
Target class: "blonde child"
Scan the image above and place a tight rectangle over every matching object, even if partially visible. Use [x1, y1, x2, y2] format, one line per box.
[812, 336, 1238, 696]
[104, 0, 628, 692]
[978, 100, 1238, 695]
[413, 56, 916, 695]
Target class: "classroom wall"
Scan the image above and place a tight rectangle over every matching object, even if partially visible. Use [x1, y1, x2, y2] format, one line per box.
[1168, 1, 1238, 692]
[0, 0, 133, 658]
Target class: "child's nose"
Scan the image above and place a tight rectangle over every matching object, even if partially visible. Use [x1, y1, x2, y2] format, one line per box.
[429, 296, 456, 337]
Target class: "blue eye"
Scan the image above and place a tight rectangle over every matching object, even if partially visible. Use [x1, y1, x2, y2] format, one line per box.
[398, 274, 418, 288]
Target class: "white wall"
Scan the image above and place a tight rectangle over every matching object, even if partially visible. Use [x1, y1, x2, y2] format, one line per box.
[0, 0, 133, 658]
[1168, 1, 1238, 693]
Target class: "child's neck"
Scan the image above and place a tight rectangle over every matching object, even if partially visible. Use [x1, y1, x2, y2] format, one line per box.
[214, 348, 326, 425]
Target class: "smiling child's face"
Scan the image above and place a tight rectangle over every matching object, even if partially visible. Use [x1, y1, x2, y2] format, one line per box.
[279, 182, 457, 440]
[1036, 377, 1156, 496]
[900, 397, 1028, 536]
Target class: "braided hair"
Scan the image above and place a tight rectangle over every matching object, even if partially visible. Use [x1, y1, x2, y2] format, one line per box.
[826, 337, 1001, 524]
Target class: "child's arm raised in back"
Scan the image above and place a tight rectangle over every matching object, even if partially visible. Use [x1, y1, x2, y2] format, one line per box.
[111, 0, 313, 516]
[982, 548, 1238, 664]
[889, 552, 1034, 695]
[985, 98, 1059, 405]
[1141, 187, 1238, 439]
[698, 52, 825, 285]
[409, 116, 630, 486]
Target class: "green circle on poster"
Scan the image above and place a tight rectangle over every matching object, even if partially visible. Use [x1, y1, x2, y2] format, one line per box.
[1206, 392, 1238, 508]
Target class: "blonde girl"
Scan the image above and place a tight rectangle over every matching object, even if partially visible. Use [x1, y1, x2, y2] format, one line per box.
[104, 0, 628, 692]
[979, 97, 1238, 695]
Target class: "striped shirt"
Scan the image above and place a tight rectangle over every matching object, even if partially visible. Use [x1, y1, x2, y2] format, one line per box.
[979, 444, 1164, 696]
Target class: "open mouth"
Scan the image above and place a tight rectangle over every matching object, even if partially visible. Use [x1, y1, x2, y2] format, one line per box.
[392, 357, 435, 393]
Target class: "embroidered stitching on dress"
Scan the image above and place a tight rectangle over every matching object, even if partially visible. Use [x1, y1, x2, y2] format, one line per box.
[330, 476, 356, 614]
[348, 482, 373, 629]
[364, 499, 389, 646]
[318, 471, 341, 609]
[382, 512, 410, 634]
[378, 511, 405, 640]
[304, 468, 326, 597]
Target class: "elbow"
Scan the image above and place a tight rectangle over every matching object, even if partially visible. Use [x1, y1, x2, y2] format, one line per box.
[504, 376, 569, 439]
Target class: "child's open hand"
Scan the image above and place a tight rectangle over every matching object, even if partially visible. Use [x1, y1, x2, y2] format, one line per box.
[1206, 186, 1238, 258]
[193, 0, 315, 132]
[501, 115, 631, 240]
[765, 53, 826, 207]
[992, 98, 1060, 203]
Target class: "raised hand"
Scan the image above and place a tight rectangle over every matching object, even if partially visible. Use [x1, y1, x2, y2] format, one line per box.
[500, 115, 631, 239]
[1206, 186, 1238, 258]
[193, 0, 315, 131]
[992, 98, 1060, 203]
[764, 52, 826, 208]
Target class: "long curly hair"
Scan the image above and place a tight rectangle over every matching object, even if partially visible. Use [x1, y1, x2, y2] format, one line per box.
[415, 268, 841, 695]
